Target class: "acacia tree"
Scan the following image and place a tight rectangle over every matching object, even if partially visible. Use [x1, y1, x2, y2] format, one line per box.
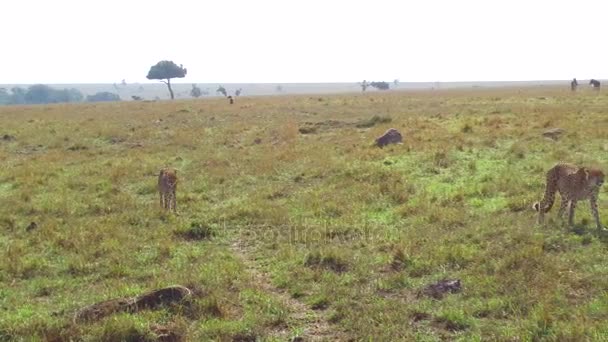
[216, 85, 227, 97]
[146, 60, 187, 99]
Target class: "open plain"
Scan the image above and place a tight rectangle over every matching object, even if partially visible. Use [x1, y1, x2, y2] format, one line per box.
[1, 87, 607, 341]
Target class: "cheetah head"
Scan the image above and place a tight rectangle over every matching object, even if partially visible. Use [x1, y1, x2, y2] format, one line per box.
[579, 167, 605, 188]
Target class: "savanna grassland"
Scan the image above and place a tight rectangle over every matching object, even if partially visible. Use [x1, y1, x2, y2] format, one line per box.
[1, 87, 607, 341]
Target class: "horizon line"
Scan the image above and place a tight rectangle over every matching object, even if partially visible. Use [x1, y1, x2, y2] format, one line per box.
[1, 78, 603, 86]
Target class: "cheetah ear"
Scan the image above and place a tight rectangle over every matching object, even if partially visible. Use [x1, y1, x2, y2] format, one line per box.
[577, 167, 589, 180]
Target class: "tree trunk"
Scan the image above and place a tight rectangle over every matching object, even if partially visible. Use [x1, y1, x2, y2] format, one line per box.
[166, 78, 174, 100]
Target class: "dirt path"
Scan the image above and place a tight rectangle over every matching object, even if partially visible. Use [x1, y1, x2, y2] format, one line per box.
[230, 239, 341, 341]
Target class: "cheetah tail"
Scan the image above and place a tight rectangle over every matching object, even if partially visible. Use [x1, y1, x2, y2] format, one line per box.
[533, 170, 558, 213]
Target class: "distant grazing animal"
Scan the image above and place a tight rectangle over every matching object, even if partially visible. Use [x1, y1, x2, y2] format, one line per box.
[375, 128, 403, 147]
[589, 79, 600, 90]
[570, 78, 578, 92]
[227, 96, 234, 104]
[158, 168, 178, 212]
[533, 163, 604, 230]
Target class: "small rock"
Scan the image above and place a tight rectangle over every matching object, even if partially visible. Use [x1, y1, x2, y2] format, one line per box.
[375, 128, 403, 147]
[74, 285, 193, 323]
[26, 222, 38, 231]
[420, 279, 462, 299]
[542, 128, 565, 141]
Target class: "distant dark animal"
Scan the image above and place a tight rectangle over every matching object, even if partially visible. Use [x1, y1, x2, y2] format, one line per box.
[571, 78, 578, 92]
[375, 128, 403, 147]
[359, 80, 369, 92]
[370, 81, 390, 90]
[589, 79, 600, 90]
[227, 96, 234, 104]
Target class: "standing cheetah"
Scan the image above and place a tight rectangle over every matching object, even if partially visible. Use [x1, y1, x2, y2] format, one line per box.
[158, 168, 178, 212]
[533, 163, 604, 229]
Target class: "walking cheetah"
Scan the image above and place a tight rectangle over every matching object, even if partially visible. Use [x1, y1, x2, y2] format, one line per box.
[533, 163, 604, 229]
[158, 168, 177, 212]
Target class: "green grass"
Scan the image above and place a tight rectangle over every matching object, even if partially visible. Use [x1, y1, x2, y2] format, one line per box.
[1, 87, 607, 341]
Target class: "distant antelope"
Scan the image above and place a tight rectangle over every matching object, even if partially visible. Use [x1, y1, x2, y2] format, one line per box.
[571, 78, 578, 92]
[589, 79, 600, 91]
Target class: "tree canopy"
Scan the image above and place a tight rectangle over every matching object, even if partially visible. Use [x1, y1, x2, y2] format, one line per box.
[146, 60, 187, 99]
[216, 85, 227, 97]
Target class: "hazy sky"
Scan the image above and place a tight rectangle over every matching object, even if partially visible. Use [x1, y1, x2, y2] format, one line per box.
[2, 0, 606, 84]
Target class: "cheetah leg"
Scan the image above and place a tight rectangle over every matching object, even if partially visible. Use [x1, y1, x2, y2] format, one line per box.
[590, 196, 603, 230]
[160, 193, 165, 209]
[172, 190, 177, 212]
[568, 200, 577, 227]
[557, 197, 569, 220]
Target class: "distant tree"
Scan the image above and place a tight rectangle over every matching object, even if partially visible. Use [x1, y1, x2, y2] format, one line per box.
[393, 79, 399, 86]
[191, 84, 202, 98]
[10, 87, 26, 104]
[146, 60, 187, 100]
[0, 88, 10, 105]
[23, 85, 83, 104]
[216, 85, 227, 97]
[276, 84, 283, 93]
[235, 88, 242, 97]
[121, 79, 127, 86]
[65, 88, 84, 102]
[132, 95, 143, 101]
[24, 84, 56, 104]
[370, 81, 390, 90]
[86, 92, 121, 102]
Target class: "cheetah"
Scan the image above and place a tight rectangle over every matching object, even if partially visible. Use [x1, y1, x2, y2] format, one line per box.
[158, 168, 177, 212]
[533, 163, 604, 229]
